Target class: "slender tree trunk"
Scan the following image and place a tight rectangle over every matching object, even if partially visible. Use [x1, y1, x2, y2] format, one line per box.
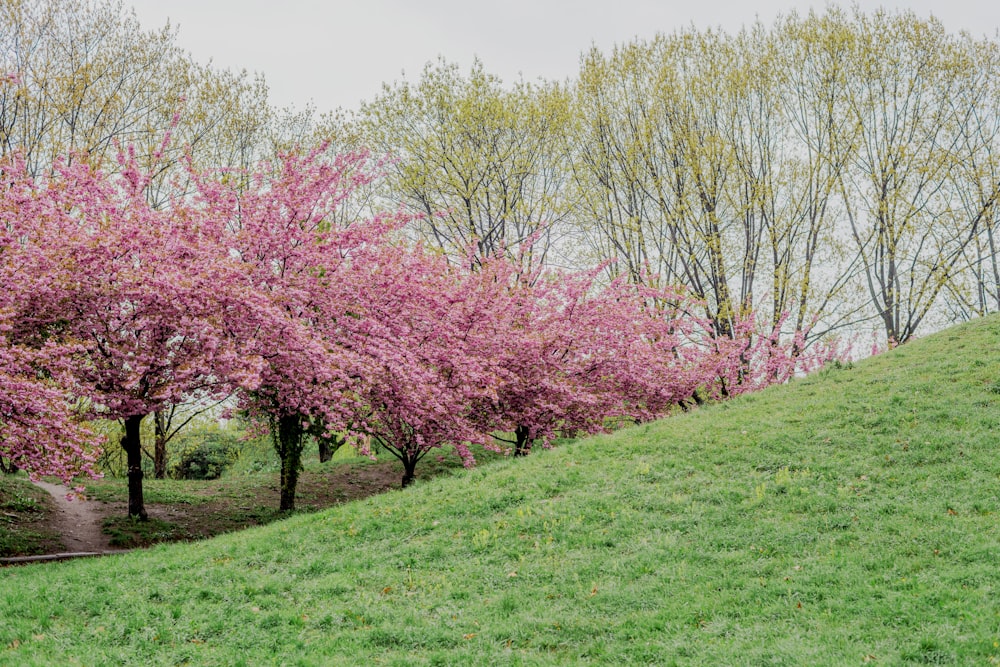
[122, 413, 147, 520]
[275, 414, 304, 511]
[153, 410, 167, 479]
[987, 223, 1000, 312]
[513, 424, 532, 457]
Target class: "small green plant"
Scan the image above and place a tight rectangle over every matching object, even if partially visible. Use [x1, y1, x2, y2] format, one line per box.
[1, 492, 40, 513]
[752, 481, 768, 502]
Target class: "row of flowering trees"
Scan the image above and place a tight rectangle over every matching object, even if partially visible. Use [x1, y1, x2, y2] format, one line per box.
[1, 143, 838, 518]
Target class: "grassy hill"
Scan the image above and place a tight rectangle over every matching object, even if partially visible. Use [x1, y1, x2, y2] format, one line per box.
[3, 317, 1000, 665]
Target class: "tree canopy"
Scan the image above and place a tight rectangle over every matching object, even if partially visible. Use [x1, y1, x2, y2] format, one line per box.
[6, 2, 996, 510]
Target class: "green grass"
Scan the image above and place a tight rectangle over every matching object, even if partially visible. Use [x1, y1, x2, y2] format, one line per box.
[83, 442, 501, 549]
[0, 475, 62, 556]
[3, 316, 1000, 665]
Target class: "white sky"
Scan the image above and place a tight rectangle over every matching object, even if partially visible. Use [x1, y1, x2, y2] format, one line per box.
[127, 0, 1000, 114]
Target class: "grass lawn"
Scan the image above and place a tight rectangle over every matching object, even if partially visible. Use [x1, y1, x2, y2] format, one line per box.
[0, 477, 62, 556]
[2, 438, 507, 555]
[2, 316, 1000, 665]
[92, 443, 509, 550]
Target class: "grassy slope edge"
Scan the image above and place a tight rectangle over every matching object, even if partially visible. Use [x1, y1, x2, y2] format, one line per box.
[0, 478, 63, 556]
[2, 316, 1000, 665]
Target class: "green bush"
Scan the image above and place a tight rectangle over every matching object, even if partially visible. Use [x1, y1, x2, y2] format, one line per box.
[225, 435, 279, 476]
[170, 435, 240, 480]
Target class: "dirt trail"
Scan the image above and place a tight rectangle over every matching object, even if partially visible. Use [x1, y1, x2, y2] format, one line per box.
[32, 481, 113, 553]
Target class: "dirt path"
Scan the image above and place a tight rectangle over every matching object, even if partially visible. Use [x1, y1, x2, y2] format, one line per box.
[32, 481, 113, 553]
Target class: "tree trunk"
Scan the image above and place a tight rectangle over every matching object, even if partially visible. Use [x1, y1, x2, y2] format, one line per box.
[401, 456, 417, 488]
[317, 433, 343, 463]
[153, 410, 167, 479]
[513, 425, 532, 457]
[275, 414, 304, 512]
[317, 438, 333, 463]
[122, 414, 147, 520]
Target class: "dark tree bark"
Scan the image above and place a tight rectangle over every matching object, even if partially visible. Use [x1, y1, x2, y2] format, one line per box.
[401, 457, 417, 488]
[317, 431, 345, 464]
[275, 414, 304, 511]
[317, 437, 334, 463]
[513, 424, 532, 457]
[122, 413, 148, 520]
[306, 418, 344, 463]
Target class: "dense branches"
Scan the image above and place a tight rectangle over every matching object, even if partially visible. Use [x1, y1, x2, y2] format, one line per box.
[572, 10, 1000, 345]
[0, 0, 277, 203]
[1, 141, 834, 506]
[354, 59, 574, 272]
[348, 9, 1000, 347]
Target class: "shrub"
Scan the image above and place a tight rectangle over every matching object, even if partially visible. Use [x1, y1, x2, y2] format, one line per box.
[170, 435, 240, 480]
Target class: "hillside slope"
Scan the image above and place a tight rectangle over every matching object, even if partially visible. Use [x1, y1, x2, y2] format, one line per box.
[3, 317, 1000, 665]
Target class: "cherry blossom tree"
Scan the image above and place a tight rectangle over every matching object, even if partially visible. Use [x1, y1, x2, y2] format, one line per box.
[2, 148, 258, 517]
[194, 146, 405, 509]
[706, 313, 839, 398]
[476, 262, 711, 456]
[341, 243, 514, 487]
[0, 340, 101, 487]
[342, 248, 709, 480]
[471, 253, 843, 457]
[1, 155, 102, 488]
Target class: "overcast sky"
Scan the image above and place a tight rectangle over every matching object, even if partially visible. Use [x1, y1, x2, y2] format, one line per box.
[127, 1, 1000, 113]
